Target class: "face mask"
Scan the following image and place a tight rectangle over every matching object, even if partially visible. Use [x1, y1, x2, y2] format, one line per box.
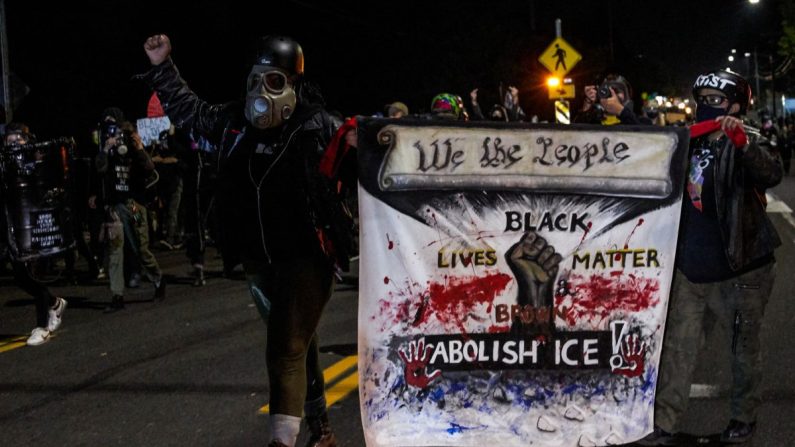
[244, 66, 296, 129]
[695, 104, 727, 123]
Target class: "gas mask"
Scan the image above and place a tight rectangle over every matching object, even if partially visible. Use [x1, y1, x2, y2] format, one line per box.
[244, 66, 296, 129]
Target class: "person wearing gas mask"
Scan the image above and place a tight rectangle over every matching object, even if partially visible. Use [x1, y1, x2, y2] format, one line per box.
[574, 74, 652, 125]
[1, 123, 67, 345]
[640, 70, 782, 445]
[93, 108, 166, 312]
[140, 34, 353, 447]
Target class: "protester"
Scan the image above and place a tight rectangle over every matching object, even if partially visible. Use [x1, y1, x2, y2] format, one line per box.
[1, 123, 67, 345]
[92, 107, 166, 312]
[469, 88, 509, 122]
[151, 126, 184, 250]
[430, 93, 469, 120]
[141, 33, 355, 447]
[640, 69, 782, 445]
[574, 74, 651, 125]
[385, 101, 409, 118]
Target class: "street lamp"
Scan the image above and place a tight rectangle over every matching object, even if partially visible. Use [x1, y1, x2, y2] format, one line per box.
[728, 55, 735, 62]
[749, 0, 760, 4]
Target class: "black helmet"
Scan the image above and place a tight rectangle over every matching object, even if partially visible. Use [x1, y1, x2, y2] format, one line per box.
[692, 69, 751, 115]
[253, 36, 304, 76]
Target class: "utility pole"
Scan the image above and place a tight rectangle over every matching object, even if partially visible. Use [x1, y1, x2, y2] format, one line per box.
[754, 49, 761, 112]
[0, 0, 11, 123]
[770, 53, 777, 118]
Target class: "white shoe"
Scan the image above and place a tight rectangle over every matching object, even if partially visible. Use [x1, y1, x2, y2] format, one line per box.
[27, 327, 51, 346]
[48, 297, 67, 332]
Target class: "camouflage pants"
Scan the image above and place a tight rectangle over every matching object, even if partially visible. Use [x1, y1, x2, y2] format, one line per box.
[106, 200, 162, 296]
[654, 262, 775, 432]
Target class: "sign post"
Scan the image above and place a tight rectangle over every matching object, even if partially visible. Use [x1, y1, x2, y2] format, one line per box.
[539, 20, 581, 124]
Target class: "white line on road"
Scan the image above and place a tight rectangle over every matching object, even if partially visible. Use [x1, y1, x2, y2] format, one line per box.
[689, 383, 721, 399]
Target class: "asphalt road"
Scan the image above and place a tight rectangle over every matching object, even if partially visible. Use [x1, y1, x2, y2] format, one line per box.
[1, 175, 794, 447]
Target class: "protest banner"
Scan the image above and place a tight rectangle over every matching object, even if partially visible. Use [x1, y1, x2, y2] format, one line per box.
[357, 119, 689, 446]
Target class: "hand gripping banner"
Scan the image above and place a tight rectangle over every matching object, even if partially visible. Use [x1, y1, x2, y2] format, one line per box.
[357, 119, 689, 447]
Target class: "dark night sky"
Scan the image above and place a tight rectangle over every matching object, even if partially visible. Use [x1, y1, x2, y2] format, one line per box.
[4, 0, 783, 140]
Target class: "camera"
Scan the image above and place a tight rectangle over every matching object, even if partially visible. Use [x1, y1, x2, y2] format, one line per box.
[597, 84, 613, 99]
[100, 122, 128, 155]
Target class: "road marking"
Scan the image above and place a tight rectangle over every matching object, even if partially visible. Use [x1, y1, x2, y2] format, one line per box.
[259, 355, 358, 414]
[0, 336, 27, 353]
[690, 383, 721, 398]
[325, 370, 359, 407]
[766, 192, 793, 213]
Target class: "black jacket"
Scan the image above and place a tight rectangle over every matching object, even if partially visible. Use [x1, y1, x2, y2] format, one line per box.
[140, 58, 352, 268]
[684, 126, 782, 272]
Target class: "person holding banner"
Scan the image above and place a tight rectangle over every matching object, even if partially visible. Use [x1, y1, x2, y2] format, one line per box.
[1, 123, 67, 346]
[141, 34, 354, 447]
[641, 69, 782, 445]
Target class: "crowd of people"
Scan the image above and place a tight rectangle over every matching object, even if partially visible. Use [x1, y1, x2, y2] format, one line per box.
[0, 32, 787, 447]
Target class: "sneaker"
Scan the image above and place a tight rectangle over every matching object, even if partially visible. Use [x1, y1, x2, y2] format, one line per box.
[104, 295, 125, 313]
[47, 297, 67, 332]
[154, 278, 167, 301]
[192, 266, 206, 287]
[128, 273, 141, 288]
[637, 426, 678, 446]
[721, 419, 756, 444]
[27, 327, 51, 346]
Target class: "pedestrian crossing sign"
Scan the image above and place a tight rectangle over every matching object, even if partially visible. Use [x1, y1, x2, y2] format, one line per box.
[538, 37, 582, 77]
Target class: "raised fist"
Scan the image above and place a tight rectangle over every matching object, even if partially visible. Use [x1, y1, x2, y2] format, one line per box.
[506, 231, 562, 309]
[143, 34, 172, 66]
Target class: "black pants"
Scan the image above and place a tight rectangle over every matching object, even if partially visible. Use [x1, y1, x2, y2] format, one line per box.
[12, 261, 55, 328]
[245, 254, 334, 417]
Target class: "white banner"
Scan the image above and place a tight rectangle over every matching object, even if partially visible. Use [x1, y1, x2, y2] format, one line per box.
[357, 120, 689, 447]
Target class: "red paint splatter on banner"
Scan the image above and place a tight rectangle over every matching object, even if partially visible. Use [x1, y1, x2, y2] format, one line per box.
[384, 276, 390, 284]
[555, 272, 660, 327]
[378, 273, 513, 333]
[616, 218, 645, 261]
[487, 324, 510, 333]
[414, 272, 513, 332]
[574, 221, 593, 252]
[623, 218, 645, 249]
[387, 233, 394, 250]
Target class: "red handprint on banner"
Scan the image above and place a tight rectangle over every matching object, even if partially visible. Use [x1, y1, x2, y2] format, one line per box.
[611, 333, 647, 378]
[398, 338, 442, 389]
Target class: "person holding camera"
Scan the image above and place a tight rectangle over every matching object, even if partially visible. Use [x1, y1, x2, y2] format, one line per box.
[140, 34, 354, 447]
[92, 107, 166, 312]
[574, 74, 651, 125]
[640, 69, 782, 445]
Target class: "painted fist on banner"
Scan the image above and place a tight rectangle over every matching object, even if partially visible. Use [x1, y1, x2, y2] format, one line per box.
[612, 334, 647, 378]
[506, 231, 562, 309]
[398, 338, 441, 389]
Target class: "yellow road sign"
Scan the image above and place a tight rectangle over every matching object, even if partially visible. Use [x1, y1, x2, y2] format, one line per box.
[555, 100, 571, 124]
[538, 37, 582, 77]
[548, 84, 576, 100]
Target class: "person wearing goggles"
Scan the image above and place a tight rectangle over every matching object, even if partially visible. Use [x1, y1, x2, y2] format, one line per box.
[141, 34, 353, 447]
[641, 69, 783, 445]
